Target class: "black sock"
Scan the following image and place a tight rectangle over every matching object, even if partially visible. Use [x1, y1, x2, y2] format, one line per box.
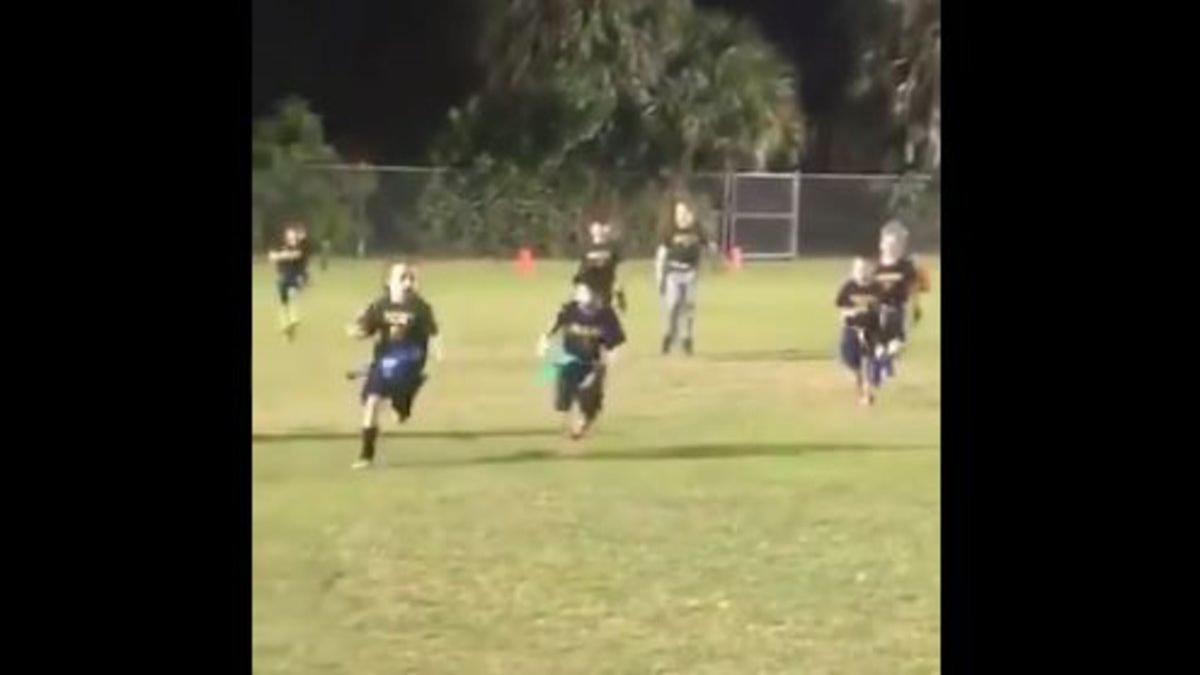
[361, 426, 379, 461]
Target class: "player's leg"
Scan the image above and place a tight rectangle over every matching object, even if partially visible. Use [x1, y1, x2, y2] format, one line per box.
[575, 364, 605, 437]
[840, 326, 867, 400]
[866, 330, 884, 393]
[859, 330, 879, 405]
[390, 365, 428, 423]
[286, 292, 301, 337]
[879, 306, 906, 378]
[554, 362, 579, 436]
[276, 277, 292, 333]
[354, 364, 387, 469]
[680, 271, 698, 355]
[277, 275, 301, 339]
[661, 273, 676, 353]
[355, 394, 383, 469]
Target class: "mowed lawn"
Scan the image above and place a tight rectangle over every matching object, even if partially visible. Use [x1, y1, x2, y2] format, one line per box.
[252, 257, 940, 675]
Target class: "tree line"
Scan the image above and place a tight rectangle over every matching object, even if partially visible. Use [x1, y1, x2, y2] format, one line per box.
[252, 0, 939, 255]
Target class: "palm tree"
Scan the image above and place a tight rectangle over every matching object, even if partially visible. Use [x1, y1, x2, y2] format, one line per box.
[884, 0, 940, 172]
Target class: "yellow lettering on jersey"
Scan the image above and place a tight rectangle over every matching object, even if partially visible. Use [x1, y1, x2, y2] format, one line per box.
[383, 310, 414, 326]
[586, 250, 612, 262]
[672, 233, 699, 246]
[566, 324, 602, 339]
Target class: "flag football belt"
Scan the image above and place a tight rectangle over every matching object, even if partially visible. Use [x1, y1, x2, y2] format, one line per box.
[377, 345, 424, 380]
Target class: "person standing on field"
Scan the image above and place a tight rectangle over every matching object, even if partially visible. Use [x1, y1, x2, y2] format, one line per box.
[655, 199, 718, 355]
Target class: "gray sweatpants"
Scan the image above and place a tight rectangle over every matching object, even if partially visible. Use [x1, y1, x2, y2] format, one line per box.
[661, 268, 699, 344]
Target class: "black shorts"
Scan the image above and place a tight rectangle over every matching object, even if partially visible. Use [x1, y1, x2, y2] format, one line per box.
[879, 304, 907, 344]
[840, 325, 881, 371]
[554, 361, 605, 418]
[276, 271, 307, 304]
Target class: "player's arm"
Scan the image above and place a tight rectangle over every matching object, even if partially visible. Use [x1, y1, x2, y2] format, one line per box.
[908, 260, 925, 323]
[426, 305, 444, 362]
[346, 303, 378, 339]
[835, 284, 867, 321]
[268, 248, 302, 262]
[654, 244, 668, 294]
[703, 228, 720, 261]
[599, 309, 627, 366]
[695, 225, 720, 272]
[612, 250, 627, 312]
[537, 308, 568, 356]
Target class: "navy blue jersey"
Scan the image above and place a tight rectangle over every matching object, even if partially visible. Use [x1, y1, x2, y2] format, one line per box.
[873, 257, 918, 307]
[356, 292, 439, 362]
[836, 280, 883, 330]
[551, 302, 625, 362]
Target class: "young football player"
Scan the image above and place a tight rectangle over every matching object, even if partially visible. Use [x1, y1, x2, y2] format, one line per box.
[537, 281, 626, 439]
[836, 257, 885, 405]
[346, 262, 443, 469]
[655, 200, 718, 355]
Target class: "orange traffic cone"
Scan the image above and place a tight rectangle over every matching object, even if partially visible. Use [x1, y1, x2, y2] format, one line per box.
[516, 247, 535, 277]
[728, 246, 744, 271]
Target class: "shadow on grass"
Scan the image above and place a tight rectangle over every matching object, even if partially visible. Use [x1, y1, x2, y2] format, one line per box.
[384, 441, 936, 469]
[702, 349, 830, 363]
[252, 427, 562, 444]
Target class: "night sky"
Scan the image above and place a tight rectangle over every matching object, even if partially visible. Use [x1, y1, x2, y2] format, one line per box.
[252, 0, 855, 165]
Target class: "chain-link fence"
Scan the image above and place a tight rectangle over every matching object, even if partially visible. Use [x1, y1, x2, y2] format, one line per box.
[799, 173, 940, 255]
[255, 165, 938, 258]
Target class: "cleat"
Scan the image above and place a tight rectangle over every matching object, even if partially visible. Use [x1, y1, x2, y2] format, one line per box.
[351, 459, 373, 470]
[568, 416, 588, 440]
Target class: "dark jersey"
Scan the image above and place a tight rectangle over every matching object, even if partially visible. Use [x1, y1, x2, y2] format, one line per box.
[295, 237, 313, 273]
[661, 226, 708, 268]
[836, 280, 883, 330]
[551, 302, 626, 363]
[874, 257, 918, 307]
[356, 292, 439, 362]
[576, 242, 621, 296]
[275, 239, 307, 278]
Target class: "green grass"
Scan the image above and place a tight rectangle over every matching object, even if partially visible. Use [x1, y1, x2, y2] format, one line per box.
[253, 257, 940, 674]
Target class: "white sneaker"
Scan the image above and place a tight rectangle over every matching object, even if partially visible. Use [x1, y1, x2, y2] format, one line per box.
[351, 459, 373, 470]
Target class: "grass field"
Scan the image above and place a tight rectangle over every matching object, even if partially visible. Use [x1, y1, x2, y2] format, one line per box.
[252, 257, 940, 674]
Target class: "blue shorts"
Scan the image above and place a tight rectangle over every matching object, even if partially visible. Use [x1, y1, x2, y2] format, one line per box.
[839, 325, 869, 371]
[361, 346, 426, 403]
[840, 326, 883, 386]
[277, 272, 307, 304]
